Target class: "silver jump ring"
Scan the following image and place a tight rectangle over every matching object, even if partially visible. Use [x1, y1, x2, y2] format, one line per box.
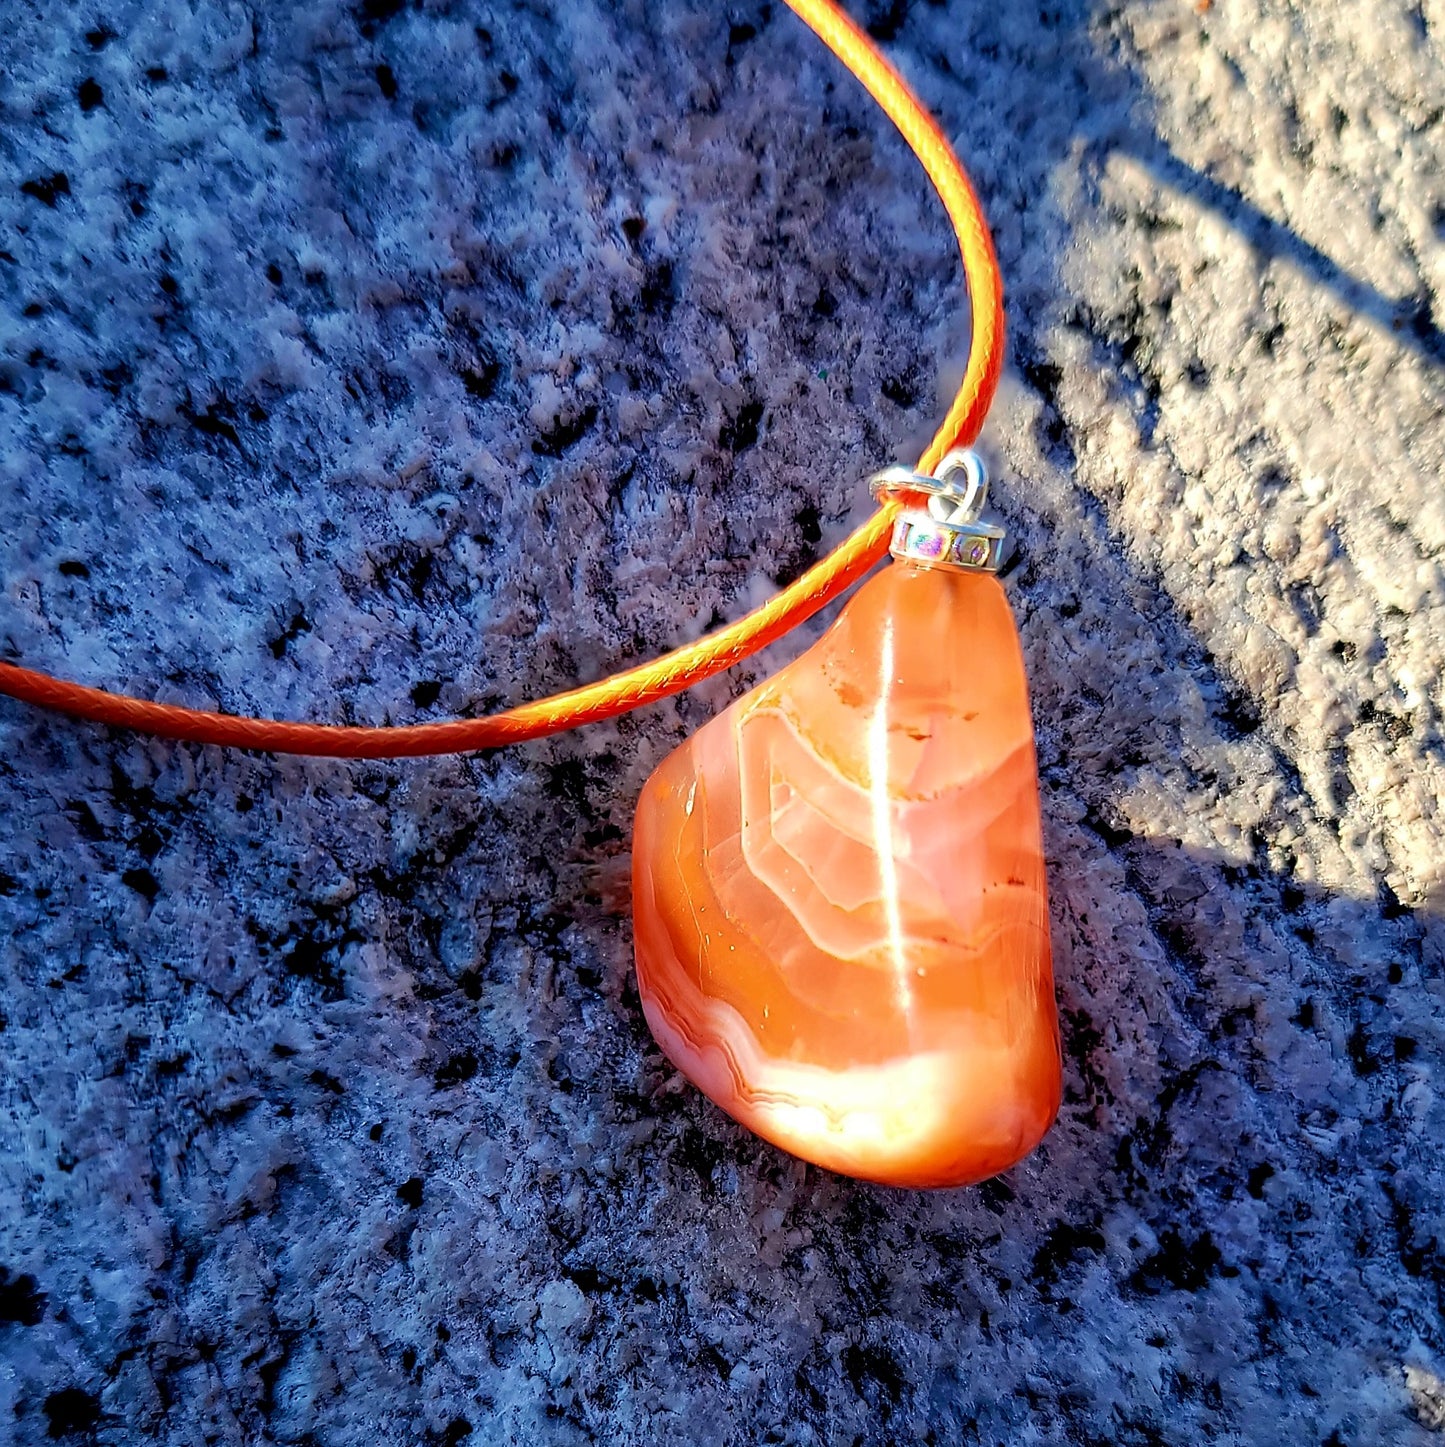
[866, 448, 1009, 575]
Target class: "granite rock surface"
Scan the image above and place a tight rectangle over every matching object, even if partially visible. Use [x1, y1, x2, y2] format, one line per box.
[1, 1, 1443, 1443]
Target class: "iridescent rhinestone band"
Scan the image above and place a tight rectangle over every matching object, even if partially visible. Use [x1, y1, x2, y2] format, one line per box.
[888, 513, 1006, 573]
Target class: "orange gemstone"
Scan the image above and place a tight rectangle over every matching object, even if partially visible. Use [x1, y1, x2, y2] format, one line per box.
[632, 562, 1060, 1188]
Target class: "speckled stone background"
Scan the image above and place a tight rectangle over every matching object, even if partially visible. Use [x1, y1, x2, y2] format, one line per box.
[1, 0, 1443, 1442]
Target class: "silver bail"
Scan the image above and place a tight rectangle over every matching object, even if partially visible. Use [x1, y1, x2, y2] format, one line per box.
[868, 448, 1009, 574]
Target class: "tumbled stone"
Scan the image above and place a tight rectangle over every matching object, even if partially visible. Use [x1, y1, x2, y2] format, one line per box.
[633, 562, 1060, 1188]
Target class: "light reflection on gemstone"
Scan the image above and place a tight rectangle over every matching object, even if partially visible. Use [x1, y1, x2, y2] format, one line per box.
[867, 619, 914, 1033]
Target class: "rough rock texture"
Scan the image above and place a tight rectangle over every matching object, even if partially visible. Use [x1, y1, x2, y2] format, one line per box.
[0, 1, 1442, 1443]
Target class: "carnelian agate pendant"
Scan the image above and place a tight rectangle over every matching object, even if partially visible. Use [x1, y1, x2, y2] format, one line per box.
[632, 473, 1060, 1188]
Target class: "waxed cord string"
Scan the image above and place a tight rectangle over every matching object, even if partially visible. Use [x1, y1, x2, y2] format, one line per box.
[0, 0, 1005, 759]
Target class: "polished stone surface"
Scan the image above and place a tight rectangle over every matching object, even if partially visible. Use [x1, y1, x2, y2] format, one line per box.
[634, 564, 1059, 1187]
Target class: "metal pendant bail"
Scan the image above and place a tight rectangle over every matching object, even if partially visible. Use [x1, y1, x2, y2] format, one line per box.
[868, 448, 1010, 574]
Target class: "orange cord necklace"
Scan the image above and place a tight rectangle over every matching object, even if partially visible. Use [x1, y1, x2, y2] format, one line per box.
[0, 1, 1060, 1191]
[0, 0, 1005, 757]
